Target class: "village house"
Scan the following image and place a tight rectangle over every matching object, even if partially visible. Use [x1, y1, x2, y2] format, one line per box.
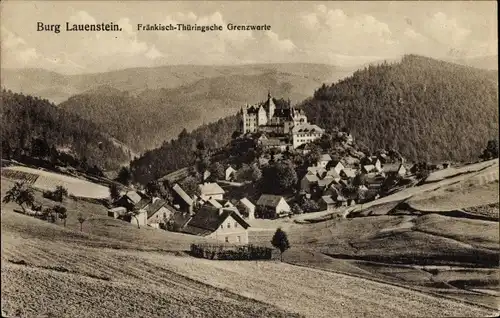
[325, 168, 341, 182]
[340, 168, 356, 179]
[256, 194, 291, 218]
[307, 166, 327, 178]
[198, 182, 225, 201]
[259, 138, 289, 151]
[384, 163, 407, 177]
[330, 161, 345, 175]
[317, 176, 335, 188]
[301, 173, 319, 192]
[172, 183, 194, 214]
[319, 195, 336, 212]
[362, 164, 376, 174]
[182, 206, 251, 244]
[144, 198, 177, 228]
[336, 194, 348, 207]
[239, 197, 256, 220]
[324, 183, 341, 197]
[317, 154, 332, 168]
[225, 166, 237, 181]
[113, 191, 146, 211]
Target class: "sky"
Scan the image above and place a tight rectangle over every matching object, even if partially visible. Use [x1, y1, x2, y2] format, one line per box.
[1, 1, 497, 74]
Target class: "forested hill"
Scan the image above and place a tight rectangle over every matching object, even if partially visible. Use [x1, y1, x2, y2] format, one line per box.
[301, 55, 498, 162]
[1, 89, 129, 170]
[129, 115, 240, 184]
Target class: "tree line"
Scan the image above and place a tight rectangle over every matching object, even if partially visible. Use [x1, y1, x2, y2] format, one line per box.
[1, 89, 129, 171]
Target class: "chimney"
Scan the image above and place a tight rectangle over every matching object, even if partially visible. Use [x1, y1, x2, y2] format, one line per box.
[218, 208, 224, 215]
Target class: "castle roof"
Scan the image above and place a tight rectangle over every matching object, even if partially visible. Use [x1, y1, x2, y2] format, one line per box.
[292, 124, 324, 134]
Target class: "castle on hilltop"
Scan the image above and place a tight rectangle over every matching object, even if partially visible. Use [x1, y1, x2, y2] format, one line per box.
[241, 91, 324, 149]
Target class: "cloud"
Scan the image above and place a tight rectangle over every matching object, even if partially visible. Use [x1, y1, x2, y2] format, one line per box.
[427, 12, 471, 46]
[298, 6, 398, 62]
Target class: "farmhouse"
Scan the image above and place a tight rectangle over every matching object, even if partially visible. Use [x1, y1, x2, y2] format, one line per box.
[145, 198, 176, 228]
[239, 197, 255, 219]
[256, 194, 291, 218]
[182, 206, 251, 244]
[199, 182, 225, 200]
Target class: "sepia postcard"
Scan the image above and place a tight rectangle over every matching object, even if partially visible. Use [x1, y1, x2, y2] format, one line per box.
[1, 1, 498, 317]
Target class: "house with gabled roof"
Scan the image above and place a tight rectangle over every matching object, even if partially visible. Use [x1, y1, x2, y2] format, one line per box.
[225, 166, 237, 181]
[318, 154, 332, 168]
[340, 168, 356, 179]
[256, 194, 291, 218]
[145, 198, 177, 228]
[301, 173, 319, 192]
[319, 195, 336, 212]
[239, 197, 256, 220]
[113, 191, 147, 212]
[331, 161, 345, 175]
[317, 176, 335, 189]
[182, 206, 251, 244]
[384, 163, 407, 177]
[172, 183, 194, 214]
[362, 165, 376, 174]
[199, 182, 225, 200]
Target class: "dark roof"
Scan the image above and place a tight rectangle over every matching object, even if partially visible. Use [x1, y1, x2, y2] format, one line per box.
[257, 194, 285, 207]
[146, 198, 168, 218]
[182, 206, 250, 236]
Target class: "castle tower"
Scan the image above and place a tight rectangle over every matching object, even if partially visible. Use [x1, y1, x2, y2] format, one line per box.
[267, 90, 275, 120]
[241, 105, 247, 133]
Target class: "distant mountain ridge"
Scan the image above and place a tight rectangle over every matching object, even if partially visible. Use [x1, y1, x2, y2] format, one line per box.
[1, 63, 352, 104]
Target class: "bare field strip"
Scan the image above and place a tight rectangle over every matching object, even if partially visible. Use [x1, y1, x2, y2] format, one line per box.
[139, 253, 497, 318]
[2, 166, 110, 199]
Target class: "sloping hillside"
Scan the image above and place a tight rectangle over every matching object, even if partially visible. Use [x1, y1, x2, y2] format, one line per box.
[301, 55, 499, 162]
[130, 115, 240, 184]
[0, 89, 129, 170]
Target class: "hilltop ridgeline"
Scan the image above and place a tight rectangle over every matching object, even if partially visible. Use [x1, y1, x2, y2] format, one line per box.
[301, 55, 498, 162]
